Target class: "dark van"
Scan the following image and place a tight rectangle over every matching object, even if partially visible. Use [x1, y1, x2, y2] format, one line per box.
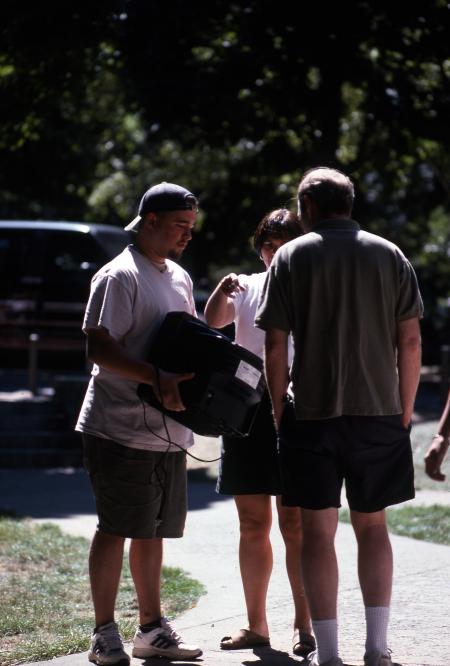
[0, 221, 131, 364]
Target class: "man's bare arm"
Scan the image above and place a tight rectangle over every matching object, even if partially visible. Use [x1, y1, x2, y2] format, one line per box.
[396, 317, 422, 428]
[264, 327, 289, 428]
[86, 326, 193, 411]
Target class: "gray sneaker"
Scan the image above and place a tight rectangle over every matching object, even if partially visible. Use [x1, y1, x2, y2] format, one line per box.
[364, 649, 393, 666]
[132, 616, 202, 660]
[306, 651, 343, 666]
[88, 622, 130, 665]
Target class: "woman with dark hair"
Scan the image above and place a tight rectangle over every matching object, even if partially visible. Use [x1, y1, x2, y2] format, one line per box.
[204, 209, 314, 657]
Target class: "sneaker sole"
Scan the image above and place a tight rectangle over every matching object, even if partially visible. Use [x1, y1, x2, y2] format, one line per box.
[88, 654, 130, 666]
[132, 646, 202, 660]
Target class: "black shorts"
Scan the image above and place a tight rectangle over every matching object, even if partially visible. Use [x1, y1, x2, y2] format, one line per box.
[216, 391, 282, 496]
[278, 401, 415, 512]
[82, 434, 187, 538]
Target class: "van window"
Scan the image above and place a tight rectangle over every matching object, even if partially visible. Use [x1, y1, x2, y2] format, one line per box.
[94, 229, 131, 258]
[0, 222, 131, 361]
[0, 230, 43, 298]
[41, 230, 110, 302]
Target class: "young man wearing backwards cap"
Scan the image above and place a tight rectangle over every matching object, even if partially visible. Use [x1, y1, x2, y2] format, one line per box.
[76, 182, 202, 663]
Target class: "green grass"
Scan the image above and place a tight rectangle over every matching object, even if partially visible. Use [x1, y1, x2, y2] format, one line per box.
[0, 517, 205, 666]
[339, 504, 450, 545]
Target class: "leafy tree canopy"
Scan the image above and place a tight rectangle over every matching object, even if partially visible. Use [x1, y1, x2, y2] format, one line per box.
[1, 0, 450, 359]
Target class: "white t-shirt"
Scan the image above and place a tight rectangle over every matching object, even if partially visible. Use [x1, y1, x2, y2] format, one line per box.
[75, 245, 196, 452]
[232, 272, 294, 365]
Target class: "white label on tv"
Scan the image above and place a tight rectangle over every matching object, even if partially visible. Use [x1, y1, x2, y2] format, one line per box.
[235, 361, 261, 389]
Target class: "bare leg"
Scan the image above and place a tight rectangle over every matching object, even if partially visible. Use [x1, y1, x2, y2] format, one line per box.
[89, 530, 125, 627]
[300, 508, 340, 663]
[276, 497, 312, 632]
[351, 510, 392, 655]
[235, 494, 273, 638]
[300, 508, 339, 619]
[129, 537, 164, 625]
[350, 509, 393, 606]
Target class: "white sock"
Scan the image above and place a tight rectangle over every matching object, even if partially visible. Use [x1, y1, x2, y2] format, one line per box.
[311, 618, 338, 664]
[365, 606, 390, 654]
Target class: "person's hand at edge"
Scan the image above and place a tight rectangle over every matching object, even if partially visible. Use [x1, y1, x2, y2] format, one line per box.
[219, 273, 247, 298]
[424, 434, 449, 481]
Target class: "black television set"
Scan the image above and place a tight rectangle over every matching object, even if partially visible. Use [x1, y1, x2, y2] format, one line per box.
[137, 311, 266, 437]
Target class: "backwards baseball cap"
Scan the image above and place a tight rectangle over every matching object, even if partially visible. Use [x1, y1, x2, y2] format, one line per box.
[125, 181, 198, 231]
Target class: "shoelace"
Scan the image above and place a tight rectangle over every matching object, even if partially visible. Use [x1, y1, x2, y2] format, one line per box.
[98, 625, 123, 651]
[364, 648, 393, 665]
[160, 618, 182, 643]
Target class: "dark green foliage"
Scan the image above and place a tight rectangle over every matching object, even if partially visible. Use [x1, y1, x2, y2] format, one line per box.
[1, 1, 450, 354]
[0, 0, 124, 219]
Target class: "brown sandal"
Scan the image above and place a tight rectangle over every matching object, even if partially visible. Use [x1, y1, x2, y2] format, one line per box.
[220, 628, 270, 650]
[292, 629, 316, 657]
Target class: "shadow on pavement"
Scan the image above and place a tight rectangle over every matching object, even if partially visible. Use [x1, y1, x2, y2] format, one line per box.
[242, 646, 307, 664]
[240, 648, 362, 665]
[0, 465, 227, 520]
[139, 657, 203, 666]
[187, 468, 229, 510]
[0, 467, 94, 519]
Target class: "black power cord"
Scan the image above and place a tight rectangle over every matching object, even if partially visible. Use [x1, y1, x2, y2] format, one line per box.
[140, 398, 222, 463]
[139, 367, 221, 463]
[138, 369, 221, 527]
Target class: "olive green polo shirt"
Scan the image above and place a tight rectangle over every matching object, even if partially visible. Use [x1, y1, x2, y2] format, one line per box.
[255, 219, 423, 420]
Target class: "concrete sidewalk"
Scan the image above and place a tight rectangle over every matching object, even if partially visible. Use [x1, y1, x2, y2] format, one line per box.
[1, 459, 450, 666]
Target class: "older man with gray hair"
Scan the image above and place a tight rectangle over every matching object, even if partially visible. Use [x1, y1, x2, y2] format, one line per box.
[255, 167, 423, 666]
